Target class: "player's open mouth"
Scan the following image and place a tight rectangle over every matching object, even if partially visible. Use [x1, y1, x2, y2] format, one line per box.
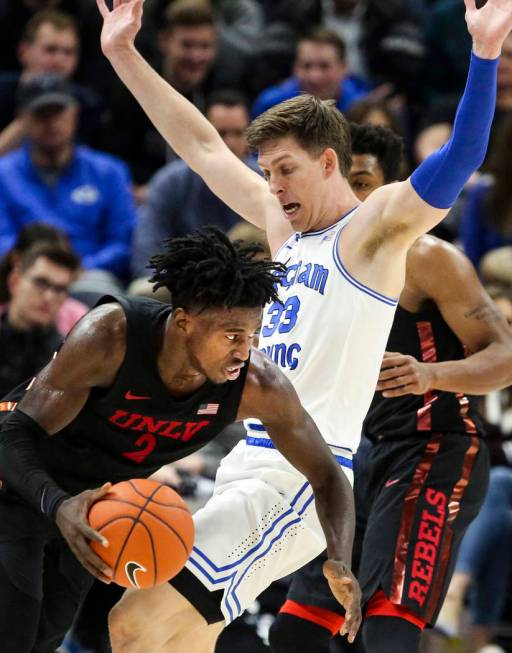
[283, 202, 300, 218]
[225, 365, 243, 380]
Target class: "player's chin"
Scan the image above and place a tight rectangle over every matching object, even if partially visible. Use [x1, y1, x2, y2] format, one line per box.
[207, 370, 231, 385]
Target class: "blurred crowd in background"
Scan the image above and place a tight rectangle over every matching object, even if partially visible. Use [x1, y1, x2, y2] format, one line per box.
[1, 1, 512, 653]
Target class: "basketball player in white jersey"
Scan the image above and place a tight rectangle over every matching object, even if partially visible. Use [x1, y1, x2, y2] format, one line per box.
[96, 1, 512, 652]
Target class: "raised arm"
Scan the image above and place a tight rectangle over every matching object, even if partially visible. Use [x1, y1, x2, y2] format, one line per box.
[343, 0, 512, 296]
[376, 238, 512, 398]
[96, 0, 284, 241]
[0, 303, 127, 580]
[238, 351, 361, 642]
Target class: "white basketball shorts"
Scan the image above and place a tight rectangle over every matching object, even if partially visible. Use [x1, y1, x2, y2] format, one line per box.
[184, 435, 354, 623]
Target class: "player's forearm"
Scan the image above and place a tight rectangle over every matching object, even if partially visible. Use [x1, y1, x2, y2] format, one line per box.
[428, 343, 512, 394]
[0, 411, 70, 520]
[312, 464, 355, 564]
[105, 45, 223, 172]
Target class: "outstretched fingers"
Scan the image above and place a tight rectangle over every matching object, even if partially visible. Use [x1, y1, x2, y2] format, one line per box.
[96, 0, 110, 17]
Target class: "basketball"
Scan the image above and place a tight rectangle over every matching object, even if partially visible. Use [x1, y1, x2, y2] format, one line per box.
[88, 478, 194, 589]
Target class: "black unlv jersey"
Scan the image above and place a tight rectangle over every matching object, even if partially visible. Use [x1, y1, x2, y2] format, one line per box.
[364, 303, 483, 440]
[4, 296, 249, 494]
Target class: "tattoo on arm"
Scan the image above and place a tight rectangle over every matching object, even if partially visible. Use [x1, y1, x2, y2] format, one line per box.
[464, 303, 502, 324]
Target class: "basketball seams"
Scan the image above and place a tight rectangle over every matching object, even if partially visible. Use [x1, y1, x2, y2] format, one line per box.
[128, 479, 188, 508]
[92, 501, 192, 555]
[133, 518, 158, 586]
[112, 483, 163, 579]
[143, 509, 190, 557]
[89, 479, 194, 588]
[93, 497, 190, 518]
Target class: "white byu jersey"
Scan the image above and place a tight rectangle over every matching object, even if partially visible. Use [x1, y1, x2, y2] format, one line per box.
[253, 209, 398, 453]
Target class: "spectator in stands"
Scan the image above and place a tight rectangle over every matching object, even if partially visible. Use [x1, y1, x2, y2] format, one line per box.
[360, 0, 425, 100]
[0, 241, 80, 397]
[0, 74, 136, 300]
[246, 0, 323, 96]
[346, 96, 403, 134]
[460, 113, 512, 271]
[0, 9, 105, 154]
[481, 247, 512, 288]
[421, 0, 470, 103]
[251, 28, 370, 118]
[436, 466, 512, 653]
[0, 0, 69, 72]
[323, 0, 367, 79]
[130, 90, 258, 292]
[139, 0, 263, 92]
[106, 0, 218, 189]
[0, 222, 87, 336]
[422, 1, 512, 132]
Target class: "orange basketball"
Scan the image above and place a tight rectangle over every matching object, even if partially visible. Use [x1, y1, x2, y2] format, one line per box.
[88, 478, 194, 589]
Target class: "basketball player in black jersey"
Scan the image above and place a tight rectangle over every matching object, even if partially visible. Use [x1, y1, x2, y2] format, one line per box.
[268, 125, 512, 653]
[0, 228, 361, 653]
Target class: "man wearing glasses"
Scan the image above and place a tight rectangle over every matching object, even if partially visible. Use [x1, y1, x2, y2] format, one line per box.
[0, 241, 80, 396]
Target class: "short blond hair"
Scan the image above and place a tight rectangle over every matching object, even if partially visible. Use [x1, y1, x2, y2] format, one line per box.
[246, 95, 352, 177]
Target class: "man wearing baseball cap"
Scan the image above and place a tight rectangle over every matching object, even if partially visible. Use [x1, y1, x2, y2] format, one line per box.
[0, 73, 137, 302]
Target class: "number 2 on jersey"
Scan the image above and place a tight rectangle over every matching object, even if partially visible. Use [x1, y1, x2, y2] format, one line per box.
[262, 296, 301, 337]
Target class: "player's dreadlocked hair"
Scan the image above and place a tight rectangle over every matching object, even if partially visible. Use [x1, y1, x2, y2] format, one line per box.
[148, 227, 286, 310]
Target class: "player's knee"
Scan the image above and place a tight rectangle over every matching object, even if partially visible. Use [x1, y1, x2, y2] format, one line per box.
[108, 601, 138, 650]
[269, 613, 331, 653]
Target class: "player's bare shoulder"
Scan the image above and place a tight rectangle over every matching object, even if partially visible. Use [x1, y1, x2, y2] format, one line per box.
[45, 301, 128, 390]
[68, 302, 127, 356]
[238, 348, 295, 420]
[246, 347, 288, 392]
[406, 234, 477, 297]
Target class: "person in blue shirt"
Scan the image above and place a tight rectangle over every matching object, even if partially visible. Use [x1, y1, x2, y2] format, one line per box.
[252, 28, 371, 119]
[0, 73, 136, 298]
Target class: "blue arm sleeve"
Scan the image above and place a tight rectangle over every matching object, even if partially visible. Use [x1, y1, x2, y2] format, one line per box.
[459, 182, 488, 269]
[410, 52, 498, 209]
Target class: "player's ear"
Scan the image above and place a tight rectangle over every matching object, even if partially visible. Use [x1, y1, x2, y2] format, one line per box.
[172, 307, 192, 334]
[322, 148, 338, 178]
[6, 265, 22, 295]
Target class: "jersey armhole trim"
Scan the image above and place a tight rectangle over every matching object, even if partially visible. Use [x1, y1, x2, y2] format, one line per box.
[274, 232, 298, 259]
[333, 228, 399, 307]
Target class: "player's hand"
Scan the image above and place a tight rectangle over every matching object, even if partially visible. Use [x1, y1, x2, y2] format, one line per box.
[323, 559, 362, 643]
[55, 482, 114, 583]
[376, 351, 434, 397]
[465, 0, 512, 60]
[97, 0, 144, 57]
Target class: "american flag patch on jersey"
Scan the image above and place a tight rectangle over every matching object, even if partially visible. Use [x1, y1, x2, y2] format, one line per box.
[197, 403, 219, 415]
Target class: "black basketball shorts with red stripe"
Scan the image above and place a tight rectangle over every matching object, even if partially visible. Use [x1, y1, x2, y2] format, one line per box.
[286, 432, 490, 625]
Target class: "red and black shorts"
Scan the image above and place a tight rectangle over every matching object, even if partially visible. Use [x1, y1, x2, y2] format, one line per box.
[285, 432, 490, 626]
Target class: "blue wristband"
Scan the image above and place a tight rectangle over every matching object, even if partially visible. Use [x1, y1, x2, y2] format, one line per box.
[410, 52, 498, 209]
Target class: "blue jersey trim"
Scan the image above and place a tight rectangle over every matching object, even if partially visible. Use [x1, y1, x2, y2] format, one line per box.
[191, 479, 311, 573]
[245, 433, 354, 454]
[245, 435, 353, 469]
[189, 506, 309, 620]
[246, 421, 267, 432]
[333, 227, 398, 307]
[188, 479, 313, 619]
[188, 436, 353, 621]
[300, 206, 358, 238]
[189, 488, 316, 620]
[274, 232, 298, 259]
